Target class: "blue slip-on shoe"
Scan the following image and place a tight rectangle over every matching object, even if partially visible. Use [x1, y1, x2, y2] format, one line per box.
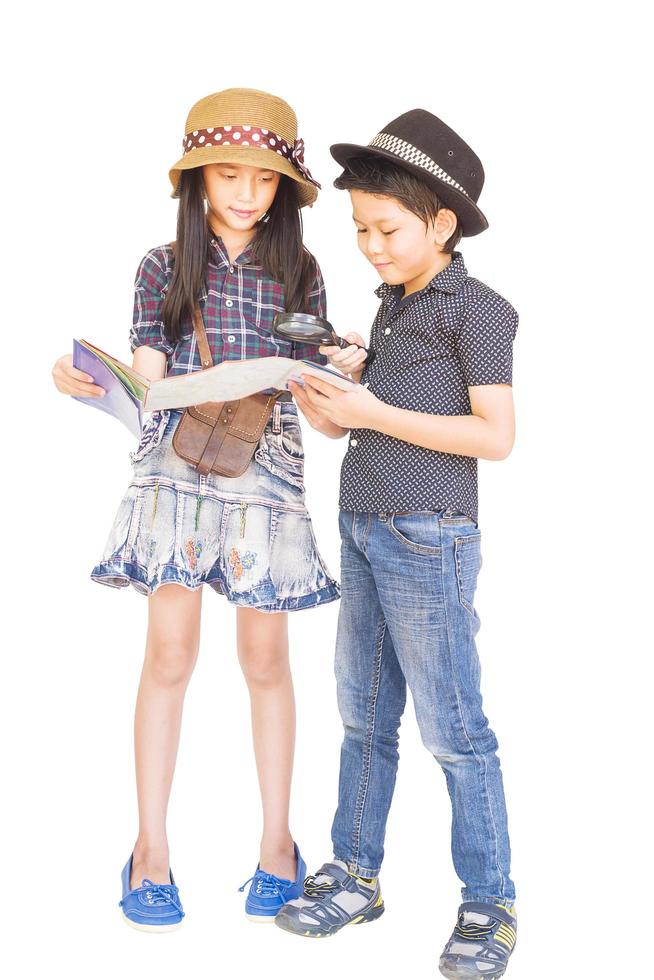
[439, 902, 517, 979]
[238, 842, 306, 922]
[119, 854, 185, 932]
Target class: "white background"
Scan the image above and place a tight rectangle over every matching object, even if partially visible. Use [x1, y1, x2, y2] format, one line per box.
[2, 2, 652, 978]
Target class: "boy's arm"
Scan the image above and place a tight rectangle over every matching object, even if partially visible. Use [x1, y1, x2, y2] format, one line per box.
[296, 377, 515, 459]
[373, 383, 515, 460]
[288, 379, 349, 439]
[318, 332, 368, 383]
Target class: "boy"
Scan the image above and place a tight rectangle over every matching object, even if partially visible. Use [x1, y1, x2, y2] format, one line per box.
[280, 110, 518, 980]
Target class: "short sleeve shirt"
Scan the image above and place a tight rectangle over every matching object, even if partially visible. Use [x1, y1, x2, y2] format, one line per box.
[338, 252, 518, 523]
[129, 235, 327, 373]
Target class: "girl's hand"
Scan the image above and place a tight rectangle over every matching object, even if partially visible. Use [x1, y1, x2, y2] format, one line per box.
[288, 380, 348, 439]
[299, 374, 386, 431]
[319, 332, 368, 382]
[52, 353, 105, 397]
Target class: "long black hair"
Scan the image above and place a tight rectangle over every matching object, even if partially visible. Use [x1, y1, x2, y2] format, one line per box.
[161, 168, 317, 346]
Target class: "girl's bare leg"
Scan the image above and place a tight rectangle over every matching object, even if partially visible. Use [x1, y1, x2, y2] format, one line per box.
[237, 607, 297, 881]
[130, 584, 203, 889]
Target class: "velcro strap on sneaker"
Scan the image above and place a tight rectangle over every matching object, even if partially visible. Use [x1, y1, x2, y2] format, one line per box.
[458, 902, 516, 926]
[315, 863, 352, 886]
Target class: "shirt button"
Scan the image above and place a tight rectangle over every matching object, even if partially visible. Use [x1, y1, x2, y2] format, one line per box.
[228, 335, 236, 343]
[229, 265, 235, 273]
[225, 299, 233, 308]
[384, 327, 391, 335]
[350, 438, 358, 447]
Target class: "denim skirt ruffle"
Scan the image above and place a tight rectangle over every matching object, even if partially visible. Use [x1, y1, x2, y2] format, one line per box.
[91, 403, 340, 612]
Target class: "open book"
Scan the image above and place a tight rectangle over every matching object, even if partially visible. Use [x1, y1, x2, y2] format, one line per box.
[73, 339, 358, 439]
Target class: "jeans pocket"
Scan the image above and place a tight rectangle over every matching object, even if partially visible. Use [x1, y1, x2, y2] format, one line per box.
[439, 511, 477, 527]
[130, 410, 170, 464]
[277, 413, 304, 464]
[454, 534, 482, 614]
[256, 410, 305, 489]
[388, 513, 442, 555]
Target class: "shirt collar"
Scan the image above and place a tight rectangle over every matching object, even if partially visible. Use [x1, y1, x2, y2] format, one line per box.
[374, 251, 468, 301]
[209, 233, 257, 268]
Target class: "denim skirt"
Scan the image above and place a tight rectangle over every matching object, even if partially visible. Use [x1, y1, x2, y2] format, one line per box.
[91, 402, 340, 612]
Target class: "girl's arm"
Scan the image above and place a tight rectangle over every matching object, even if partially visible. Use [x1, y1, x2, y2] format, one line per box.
[52, 354, 106, 397]
[53, 247, 172, 398]
[52, 346, 167, 397]
[132, 346, 167, 381]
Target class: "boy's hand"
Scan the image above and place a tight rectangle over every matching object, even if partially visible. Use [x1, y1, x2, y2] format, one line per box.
[52, 353, 105, 397]
[288, 380, 348, 438]
[319, 332, 368, 382]
[299, 374, 386, 431]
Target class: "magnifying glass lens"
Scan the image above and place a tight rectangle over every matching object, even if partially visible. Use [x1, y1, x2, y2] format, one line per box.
[272, 313, 335, 344]
[271, 312, 374, 366]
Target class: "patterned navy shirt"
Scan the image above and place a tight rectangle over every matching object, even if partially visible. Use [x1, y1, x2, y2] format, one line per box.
[339, 253, 518, 523]
[130, 235, 327, 373]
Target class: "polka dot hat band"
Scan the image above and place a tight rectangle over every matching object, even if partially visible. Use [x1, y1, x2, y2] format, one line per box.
[169, 88, 320, 208]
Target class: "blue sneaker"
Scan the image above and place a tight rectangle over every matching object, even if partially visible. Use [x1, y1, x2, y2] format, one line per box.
[119, 855, 185, 932]
[275, 859, 384, 937]
[439, 902, 517, 979]
[238, 842, 306, 921]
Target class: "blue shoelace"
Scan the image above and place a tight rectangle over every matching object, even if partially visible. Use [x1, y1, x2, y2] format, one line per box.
[238, 870, 291, 897]
[128, 879, 183, 912]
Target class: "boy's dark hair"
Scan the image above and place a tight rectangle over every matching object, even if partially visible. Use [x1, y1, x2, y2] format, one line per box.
[333, 155, 462, 254]
[162, 169, 318, 346]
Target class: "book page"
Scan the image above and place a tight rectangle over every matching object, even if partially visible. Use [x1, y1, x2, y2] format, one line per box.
[73, 339, 143, 439]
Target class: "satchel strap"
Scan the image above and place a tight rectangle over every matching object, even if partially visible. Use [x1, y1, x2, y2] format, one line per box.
[197, 403, 234, 476]
[167, 240, 213, 370]
[192, 306, 213, 369]
[169, 239, 284, 406]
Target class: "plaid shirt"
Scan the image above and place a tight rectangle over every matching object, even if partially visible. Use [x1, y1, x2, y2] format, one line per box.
[130, 235, 327, 374]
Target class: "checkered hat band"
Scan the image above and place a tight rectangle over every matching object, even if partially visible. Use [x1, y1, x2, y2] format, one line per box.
[182, 125, 320, 187]
[367, 133, 470, 198]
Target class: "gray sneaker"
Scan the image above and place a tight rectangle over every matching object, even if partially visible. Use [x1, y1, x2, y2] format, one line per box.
[274, 860, 385, 937]
[439, 902, 517, 979]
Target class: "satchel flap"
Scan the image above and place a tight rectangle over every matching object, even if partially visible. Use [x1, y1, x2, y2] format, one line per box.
[225, 393, 279, 443]
[186, 402, 225, 426]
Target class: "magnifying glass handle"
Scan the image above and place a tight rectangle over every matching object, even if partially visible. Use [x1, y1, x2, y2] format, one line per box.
[333, 335, 375, 367]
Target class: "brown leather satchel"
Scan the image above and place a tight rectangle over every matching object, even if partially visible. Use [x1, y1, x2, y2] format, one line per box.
[172, 306, 282, 478]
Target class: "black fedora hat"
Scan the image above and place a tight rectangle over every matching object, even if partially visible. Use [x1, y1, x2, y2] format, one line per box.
[330, 109, 488, 237]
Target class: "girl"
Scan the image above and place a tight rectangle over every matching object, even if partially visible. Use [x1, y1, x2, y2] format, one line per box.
[51, 88, 339, 931]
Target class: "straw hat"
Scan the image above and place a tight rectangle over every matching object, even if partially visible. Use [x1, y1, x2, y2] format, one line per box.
[169, 88, 320, 207]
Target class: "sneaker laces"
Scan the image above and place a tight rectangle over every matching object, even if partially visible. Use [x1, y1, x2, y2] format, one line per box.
[138, 879, 183, 912]
[238, 870, 289, 897]
[303, 872, 339, 898]
[455, 912, 495, 942]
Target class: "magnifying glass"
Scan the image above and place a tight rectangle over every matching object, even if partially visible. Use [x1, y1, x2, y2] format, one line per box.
[272, 312, 375, 367]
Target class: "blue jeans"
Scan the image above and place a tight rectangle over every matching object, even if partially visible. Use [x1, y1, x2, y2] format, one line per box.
[331, 509, 516, 905]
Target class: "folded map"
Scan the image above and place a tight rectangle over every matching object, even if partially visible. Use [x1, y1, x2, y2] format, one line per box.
[72, 339, 357, 438]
